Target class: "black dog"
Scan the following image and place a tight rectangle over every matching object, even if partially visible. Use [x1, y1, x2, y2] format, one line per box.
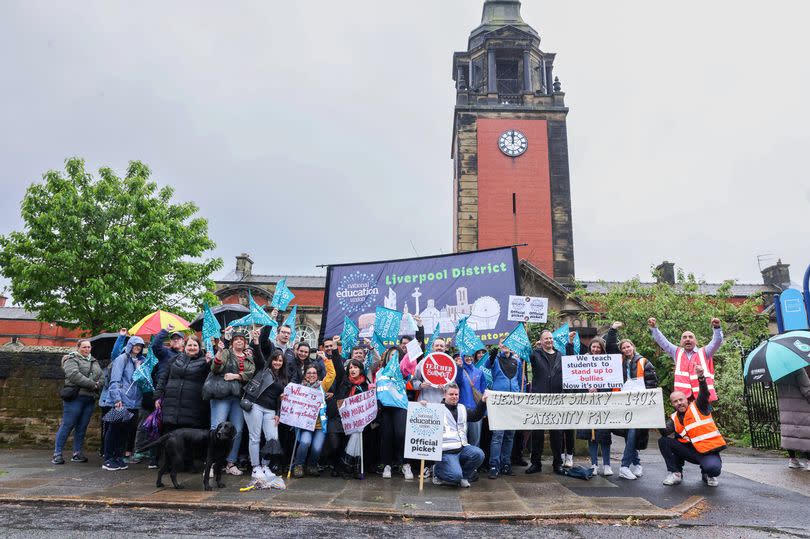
[138, 421, 236, 491]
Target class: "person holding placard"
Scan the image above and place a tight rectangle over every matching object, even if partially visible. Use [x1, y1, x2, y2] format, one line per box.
[611, 323, 659, 480]
[291, 363, 335, 478]
[527, 330, 563, 475]
[485, 342, 524, 479]
[332, 359, 369, 479]
[430, 383, 487, 488]
[411, 338, 449, 404]
[658, 365, 725, 487]
[569, 334, 614, 476]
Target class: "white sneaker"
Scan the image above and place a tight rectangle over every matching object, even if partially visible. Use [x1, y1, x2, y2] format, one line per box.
[261, 465, 275, 480]
[619, 466, 637, 480]
[382, 465, 392, 479]
[564, 454, 573, 468]
[805, 461, 810, 471]
[601, 465, 613, 476]
[251, 466, 264, 480]
[225, 463, 243, 476]
[788, 457, 801, 469]
[431, 474, 443, 485]
[591, 464, 598, 475]
[630, 464, 643, 477]
[459, 478, 471, 488]
[706, 476, 719, 487]
[662, 472, 682, 486]
[402, 463, 414, 481]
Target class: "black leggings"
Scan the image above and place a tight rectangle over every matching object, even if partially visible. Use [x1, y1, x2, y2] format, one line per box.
[561, 430, 575, 454]
[378, 406, 407, 466]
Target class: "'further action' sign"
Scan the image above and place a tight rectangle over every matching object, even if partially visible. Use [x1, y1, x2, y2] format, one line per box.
[486, 389, 665, 430]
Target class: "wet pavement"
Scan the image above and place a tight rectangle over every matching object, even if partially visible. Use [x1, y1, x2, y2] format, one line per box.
[0, 443, 808, 530]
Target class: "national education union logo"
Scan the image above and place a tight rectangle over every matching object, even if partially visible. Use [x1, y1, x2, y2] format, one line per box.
[334, 270, 380, 314]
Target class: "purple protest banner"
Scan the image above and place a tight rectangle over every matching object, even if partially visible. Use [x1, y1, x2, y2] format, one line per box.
[321, 247, 519, 346]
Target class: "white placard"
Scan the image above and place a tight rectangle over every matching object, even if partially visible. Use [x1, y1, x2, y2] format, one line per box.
[279, 383, 324, 431]
[622, 378, 646, 393]
[562, 354, 624, 390]
[404, 402, 444, 462]
[405, 338, 423, 361]
[507, 295, 548, 323]
[486, 389, 666, 430]
[339, 389, 378, 434]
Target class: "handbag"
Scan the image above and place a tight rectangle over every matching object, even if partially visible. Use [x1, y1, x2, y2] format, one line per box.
[201, 352, 242, 401]
[239, 397, 254, 412]
[59, 385, 80, 401]
[463, 370, 483, 403]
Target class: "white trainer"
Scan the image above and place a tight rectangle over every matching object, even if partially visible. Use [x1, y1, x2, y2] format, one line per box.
[788, 457, 801, 469]
[591, 464, 598, 475]
[618, 466, 637, 480]
[459, 478, 471, 488]
[706, 476, 719, 487]
[602, 464, 613, 476]
[662, 472, 682, 486]
[225, 463, 243, 476]
[630, 464, 643, 477]
[251, 467, 264, 480]
[564, 454, 574, 468]
[261, 465, 275, 480]
[382, 465, 392, 479]
[402, 463, 414, 481]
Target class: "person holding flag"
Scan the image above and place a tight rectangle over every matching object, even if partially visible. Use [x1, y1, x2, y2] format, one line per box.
[372, 347, 414, 481]
[99, 336, 146, 471]
[485, 340, 524, 479]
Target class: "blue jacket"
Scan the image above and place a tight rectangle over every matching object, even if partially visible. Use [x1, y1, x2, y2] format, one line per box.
[152, 328, 181, 381]
[455, 361, 487, 409]
[487, 351, 524, 393]
[100, 336, 146, 409]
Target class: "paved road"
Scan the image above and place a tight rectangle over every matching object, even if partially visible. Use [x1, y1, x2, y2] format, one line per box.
[0, 503, 808, 538]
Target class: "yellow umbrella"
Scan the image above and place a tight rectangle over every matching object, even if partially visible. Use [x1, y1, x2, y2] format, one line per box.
[129, 310, 190, 336]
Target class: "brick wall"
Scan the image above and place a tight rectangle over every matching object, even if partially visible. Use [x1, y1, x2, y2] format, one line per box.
[0, 350, 105, 449]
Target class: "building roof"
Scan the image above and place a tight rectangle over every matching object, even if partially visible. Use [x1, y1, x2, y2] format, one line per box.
[579, 280, 777, 297]
[0, 306, 40, 320]
[218, 272, 326, 289]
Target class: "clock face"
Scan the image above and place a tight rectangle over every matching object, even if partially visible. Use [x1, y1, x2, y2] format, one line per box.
[498, 130, 528, 157]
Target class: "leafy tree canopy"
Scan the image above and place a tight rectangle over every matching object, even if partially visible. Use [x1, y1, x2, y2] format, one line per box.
[0, 158, 223, 335]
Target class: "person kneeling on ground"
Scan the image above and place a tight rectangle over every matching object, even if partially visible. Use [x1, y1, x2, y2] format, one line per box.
[429, 382, 487, 488]
[658, 365, 725, 487]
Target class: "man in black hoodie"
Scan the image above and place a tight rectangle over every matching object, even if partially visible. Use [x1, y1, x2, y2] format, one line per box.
[526, 330, 563, 474]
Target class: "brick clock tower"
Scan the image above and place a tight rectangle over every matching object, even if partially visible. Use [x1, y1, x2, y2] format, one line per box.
[452, 0, 575, 283]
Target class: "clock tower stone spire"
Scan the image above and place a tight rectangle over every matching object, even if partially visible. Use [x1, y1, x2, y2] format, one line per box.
[452, 0, 575, 283]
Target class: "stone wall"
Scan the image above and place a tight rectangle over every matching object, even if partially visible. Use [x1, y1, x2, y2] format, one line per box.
[0, 349, 105, 449]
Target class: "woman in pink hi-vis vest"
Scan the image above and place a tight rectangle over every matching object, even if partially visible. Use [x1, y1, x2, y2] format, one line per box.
[648, 317, 724, 403]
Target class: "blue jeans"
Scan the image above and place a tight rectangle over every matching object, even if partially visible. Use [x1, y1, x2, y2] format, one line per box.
[435, 444, 485, 484]
[467, 420, 482, 448]
[489, 430, 515, 470]
[589, 441, 611, 466]
[294, 429, 327, 467]
[622, 429, 641, 467]
[54, 395, 95, 455]
[211, 397, 245, 463]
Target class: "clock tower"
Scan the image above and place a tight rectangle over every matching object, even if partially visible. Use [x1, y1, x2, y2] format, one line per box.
[452, 0, 575, 283]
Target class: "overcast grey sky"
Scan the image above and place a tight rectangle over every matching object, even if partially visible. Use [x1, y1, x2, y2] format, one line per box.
[1, 0, 808, 294]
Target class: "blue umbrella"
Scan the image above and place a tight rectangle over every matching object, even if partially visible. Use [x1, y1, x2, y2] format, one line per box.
[744, 330, 810, 385]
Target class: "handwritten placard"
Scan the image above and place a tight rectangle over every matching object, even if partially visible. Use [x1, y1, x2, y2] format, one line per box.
[279, 383, 324, 431]
[339, 389, 378, 434]
[562, 354, 623, 390]
[486, 389, 665, 430]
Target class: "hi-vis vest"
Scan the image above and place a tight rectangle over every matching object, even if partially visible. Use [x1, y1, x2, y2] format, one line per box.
[673, 348, 717, 402]
[442, 405, 468, 451]
[671, 402, 726, 453]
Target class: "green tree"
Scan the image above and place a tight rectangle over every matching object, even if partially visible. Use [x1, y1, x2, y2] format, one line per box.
[0, 158, 223, 335]
[570, 268, 769, 441]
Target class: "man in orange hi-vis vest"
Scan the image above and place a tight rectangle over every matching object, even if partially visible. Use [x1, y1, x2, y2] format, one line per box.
[648, 317, 723, 403]
[658, 365, 726, 487]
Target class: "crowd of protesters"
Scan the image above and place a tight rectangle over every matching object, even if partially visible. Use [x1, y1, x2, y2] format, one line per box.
[51, 309, 783, 491]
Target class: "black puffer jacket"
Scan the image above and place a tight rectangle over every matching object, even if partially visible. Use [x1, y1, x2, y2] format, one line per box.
[155, 352, 210, 428]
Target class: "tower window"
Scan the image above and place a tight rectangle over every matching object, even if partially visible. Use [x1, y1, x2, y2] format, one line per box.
[496, 59, 520, 95]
